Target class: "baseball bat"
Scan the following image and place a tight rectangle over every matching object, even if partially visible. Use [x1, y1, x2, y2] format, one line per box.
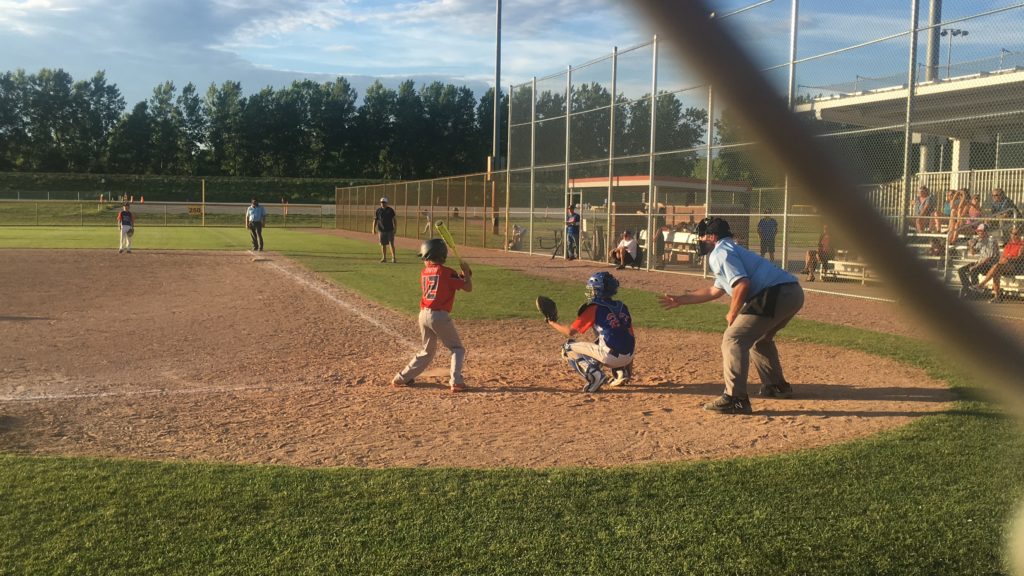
[434, 220, 464, 267]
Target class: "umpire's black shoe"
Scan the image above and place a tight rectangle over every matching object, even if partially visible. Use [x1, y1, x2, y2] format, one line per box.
[703, 394, 752, 414]
[759, 381, 793, 398]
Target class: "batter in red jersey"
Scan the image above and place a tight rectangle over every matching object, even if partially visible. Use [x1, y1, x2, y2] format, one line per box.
[392, 238, 473, 392]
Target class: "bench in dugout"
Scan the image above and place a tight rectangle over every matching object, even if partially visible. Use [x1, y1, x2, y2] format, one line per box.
[816, 250, 880, 285]
[640, 229, 701, 267]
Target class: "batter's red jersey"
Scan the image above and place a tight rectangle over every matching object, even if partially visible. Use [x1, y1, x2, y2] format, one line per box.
[420, 263, 467, 312]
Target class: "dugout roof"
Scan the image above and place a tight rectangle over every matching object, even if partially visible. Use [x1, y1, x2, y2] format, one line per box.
[568, 175, 750, 193]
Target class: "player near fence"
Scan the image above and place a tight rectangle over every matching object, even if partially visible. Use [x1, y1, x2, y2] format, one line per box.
[116, 202, 134, 254]
[540, 271, 635, 392]
[373, 196, 398, 263]
[565, 204, 581, 260]
[659, 217, 804, 414]
[391, 238, 473, 393]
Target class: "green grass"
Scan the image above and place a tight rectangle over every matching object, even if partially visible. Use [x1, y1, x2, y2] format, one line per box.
[2, 227, 1024, 575]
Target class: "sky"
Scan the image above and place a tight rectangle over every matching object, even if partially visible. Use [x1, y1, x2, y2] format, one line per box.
[0, 0, 1019, 108]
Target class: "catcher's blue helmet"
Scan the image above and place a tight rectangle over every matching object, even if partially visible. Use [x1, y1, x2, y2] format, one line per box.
[586, 271, 619, 300]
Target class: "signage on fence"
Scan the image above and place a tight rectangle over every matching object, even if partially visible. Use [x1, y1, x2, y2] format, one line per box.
[187, 205, 203, 216]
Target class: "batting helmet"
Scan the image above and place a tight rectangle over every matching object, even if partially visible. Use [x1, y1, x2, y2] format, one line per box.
[586, 271, 619, 301]
[419, 238, 448, 263]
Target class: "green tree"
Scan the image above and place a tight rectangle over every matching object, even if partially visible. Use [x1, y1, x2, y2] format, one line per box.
[107, 101, 153, 173]
[26, 68, 77, 171]
[354, 81, 396, 178]
[205, 81, 245, 176]
[475, 86, 509, 171]
[317, 77, 358, 177]
[148, 81, 184, 174]
[67, 71, 124, 172]
[177, 82, 206, 175]
[419, 81, 478, 177]
[569, 82, 612, 174]
[0, 70, 30, 170]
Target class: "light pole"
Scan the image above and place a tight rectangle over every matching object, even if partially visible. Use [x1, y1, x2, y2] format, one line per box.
[940, 28, 968, 79]
[1000, 47, 1012, 69]
[490, 0, 502, 235]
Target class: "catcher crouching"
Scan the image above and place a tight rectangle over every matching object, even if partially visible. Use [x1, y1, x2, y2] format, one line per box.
[540, 271, 634, 392]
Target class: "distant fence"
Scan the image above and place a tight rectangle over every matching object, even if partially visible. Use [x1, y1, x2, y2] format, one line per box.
[0, 200, 332, 228]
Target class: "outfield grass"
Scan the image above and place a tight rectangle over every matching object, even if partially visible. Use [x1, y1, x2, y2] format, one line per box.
[2, 227, 1023, 575]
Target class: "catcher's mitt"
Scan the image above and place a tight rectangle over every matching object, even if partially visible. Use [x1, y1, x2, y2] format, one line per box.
[536, 295, 558, 322]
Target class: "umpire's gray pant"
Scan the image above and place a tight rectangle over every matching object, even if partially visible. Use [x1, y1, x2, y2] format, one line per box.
[722, 282, 804, 398]
[398, 308, 466, 386]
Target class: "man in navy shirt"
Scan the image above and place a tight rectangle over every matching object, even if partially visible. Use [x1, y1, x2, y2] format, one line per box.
[659, 217, 804, 414]
[374, 196, 398, 263]
[757, 210, 778, 263]
[565, 204, 581, 260]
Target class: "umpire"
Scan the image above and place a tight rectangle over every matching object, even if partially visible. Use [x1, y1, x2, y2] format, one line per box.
[659, 217, 803, 414]
[245, 197, 267, 252]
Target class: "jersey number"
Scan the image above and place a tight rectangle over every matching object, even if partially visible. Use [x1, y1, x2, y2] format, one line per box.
[422, 274, 439, 301]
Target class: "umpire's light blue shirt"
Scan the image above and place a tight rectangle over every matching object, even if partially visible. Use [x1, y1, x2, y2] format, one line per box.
[247, 205, 266, 222]
[709, 237, 798, 298]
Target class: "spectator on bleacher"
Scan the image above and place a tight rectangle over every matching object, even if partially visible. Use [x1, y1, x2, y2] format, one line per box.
[757, 210, 779, 263]
[941, 189, 955, 220]
[977, 225, 1024, 303]
[948, 190, 982, 244]
[987, 187, 1019, 242]
[912, 186, 937, 233]
[945, 189, 966, 242]
[802, 224, 833, 282]
[609, 230, 638, 270]
[957, 223, 1001, 299]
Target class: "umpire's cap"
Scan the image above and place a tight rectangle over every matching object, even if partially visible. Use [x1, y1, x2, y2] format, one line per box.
[695, 216, 733, 239]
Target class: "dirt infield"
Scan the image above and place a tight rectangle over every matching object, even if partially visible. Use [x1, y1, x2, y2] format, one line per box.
[0, 247, 955, 468]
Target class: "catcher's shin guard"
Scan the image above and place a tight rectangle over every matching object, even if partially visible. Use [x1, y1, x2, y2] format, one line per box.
[565, 355, 607, 393]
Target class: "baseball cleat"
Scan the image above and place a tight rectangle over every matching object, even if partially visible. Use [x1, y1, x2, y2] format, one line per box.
[608, 374, 631, 387]
[759, 381, 793, 398]
[450, 383, 468, 393]
[390, 375, 407, 387]
[609, 364, 633, 387]
[704, 394, 752, 414]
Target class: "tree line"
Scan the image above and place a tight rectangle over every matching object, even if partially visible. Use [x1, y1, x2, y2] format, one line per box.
[0, 69, 504, 180]
[1, 67, 809, 184]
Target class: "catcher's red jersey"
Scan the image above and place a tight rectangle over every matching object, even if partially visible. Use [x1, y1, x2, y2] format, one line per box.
[420, 263, 467, 312]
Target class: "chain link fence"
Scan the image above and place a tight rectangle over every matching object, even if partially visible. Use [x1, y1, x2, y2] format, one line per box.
[336, 1, 1024, 302]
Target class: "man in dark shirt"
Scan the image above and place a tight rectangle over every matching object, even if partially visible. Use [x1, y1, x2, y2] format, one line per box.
[374, 197, 398, 263]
